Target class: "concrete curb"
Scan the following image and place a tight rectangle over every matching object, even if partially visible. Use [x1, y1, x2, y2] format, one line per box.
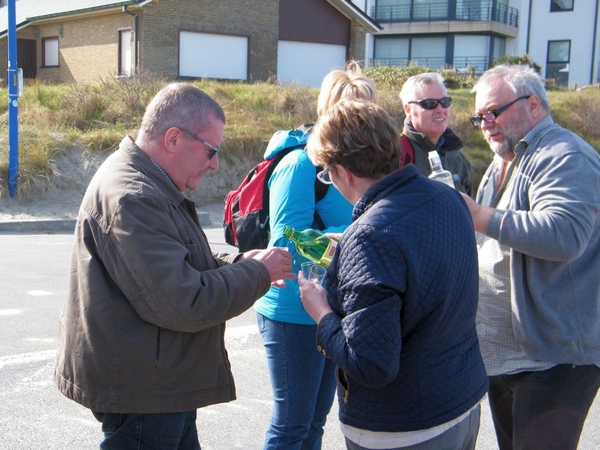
[0, 211, 211, 233]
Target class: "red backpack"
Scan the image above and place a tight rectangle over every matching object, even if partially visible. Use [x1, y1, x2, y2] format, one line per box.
[401, 135, 414, 167]
[223, 129, 328, 252]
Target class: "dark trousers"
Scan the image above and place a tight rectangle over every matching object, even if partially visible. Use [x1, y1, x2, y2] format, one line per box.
[488, 364, 600, 450]
[92, 410, 201, 450]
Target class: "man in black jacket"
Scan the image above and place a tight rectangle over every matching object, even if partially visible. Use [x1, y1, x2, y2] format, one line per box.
[400, 72, 473, 195]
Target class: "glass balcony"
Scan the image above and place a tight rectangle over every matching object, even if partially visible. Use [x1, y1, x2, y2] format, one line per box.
[371, 56, 491, 75]
[372, 1, 519, 27]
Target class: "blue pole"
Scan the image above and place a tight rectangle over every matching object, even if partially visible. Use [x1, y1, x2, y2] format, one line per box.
[7, 0, 19, 197]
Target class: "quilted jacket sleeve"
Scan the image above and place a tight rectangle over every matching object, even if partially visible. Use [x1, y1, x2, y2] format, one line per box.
[317, 225, 407, 388]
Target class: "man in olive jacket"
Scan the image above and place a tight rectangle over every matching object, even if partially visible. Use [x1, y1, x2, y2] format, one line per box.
[54, 83, 293, 449]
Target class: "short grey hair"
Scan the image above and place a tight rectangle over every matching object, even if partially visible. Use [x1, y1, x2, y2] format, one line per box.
[399, 72, 446, 104]
[472, 64, 550, 111]
[139, 82, 226, 141]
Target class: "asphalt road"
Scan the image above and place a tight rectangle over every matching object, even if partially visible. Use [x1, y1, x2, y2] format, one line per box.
[0, 223, 599, 449]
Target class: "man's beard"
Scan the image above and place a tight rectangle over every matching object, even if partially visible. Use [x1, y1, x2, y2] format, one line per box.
[488, 133, 519, 158]
[486, 110, 530, 158]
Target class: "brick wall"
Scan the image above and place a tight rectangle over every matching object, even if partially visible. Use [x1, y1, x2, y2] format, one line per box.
[0, 0, 361, 85]
[56, 13, 133, 83]
[0, 12, 133, 84]
[138, 0, 279, 82]
[46, 13, 132, 83]
[349, 21, 367, 64]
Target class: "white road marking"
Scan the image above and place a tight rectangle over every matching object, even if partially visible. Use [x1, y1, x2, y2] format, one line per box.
[225, 324, 258, 339]
[27, 290, 53, 296]
[0, 350, 55, 369]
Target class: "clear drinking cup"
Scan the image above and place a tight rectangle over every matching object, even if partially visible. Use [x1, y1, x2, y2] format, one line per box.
[308, 264, 327, 285]
[301, 261, 315, 279]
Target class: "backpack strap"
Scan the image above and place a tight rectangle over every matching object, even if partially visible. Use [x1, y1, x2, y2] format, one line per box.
[261, 147, 298, 232]
[401, 135, 414, 167]
[313, 167, 329, 230]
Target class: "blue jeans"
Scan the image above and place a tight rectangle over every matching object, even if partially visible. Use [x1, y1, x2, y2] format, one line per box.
[257, 313, 338, 450]
[488, 364, 600, 450]
[344, 405, 481, 450]
[92, 410, 201, 450]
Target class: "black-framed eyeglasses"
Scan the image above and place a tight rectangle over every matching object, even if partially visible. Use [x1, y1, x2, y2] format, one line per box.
[408, 96, 452, 110]
[317, 167, 333, 184]
[470, 95, 531, 127]
[179, 127, 221, 159]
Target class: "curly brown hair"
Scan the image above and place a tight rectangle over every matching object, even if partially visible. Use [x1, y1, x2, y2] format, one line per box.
[307, 100, 401, 181]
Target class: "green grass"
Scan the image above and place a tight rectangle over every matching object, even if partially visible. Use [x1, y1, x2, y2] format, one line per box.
[1, 68, 599, 200]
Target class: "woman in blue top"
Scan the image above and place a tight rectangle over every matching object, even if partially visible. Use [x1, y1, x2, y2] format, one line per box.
[254, 126, 352, 449]
[254, 61, 379, 450]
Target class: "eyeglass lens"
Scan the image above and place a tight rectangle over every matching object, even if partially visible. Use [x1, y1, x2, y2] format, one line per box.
[410, 97, 452, 110]
[180, 127, 220, 159]
[317, 168, 333, 184]
[470, 95, 530, 127]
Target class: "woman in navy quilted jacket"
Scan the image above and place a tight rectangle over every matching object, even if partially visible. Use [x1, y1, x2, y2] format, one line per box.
[255, 62, 379, 450]
[299, 100, 488, 450]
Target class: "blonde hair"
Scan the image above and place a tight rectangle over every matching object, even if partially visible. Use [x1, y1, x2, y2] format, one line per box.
[317, 61, 379, 116]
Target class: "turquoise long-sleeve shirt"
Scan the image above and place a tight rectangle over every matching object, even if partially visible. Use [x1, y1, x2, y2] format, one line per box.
[254, 143, 353, 324]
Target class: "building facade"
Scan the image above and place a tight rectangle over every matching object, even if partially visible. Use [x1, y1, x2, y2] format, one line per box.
[365, 0, 600, 88]
[0, 0, 380, 87]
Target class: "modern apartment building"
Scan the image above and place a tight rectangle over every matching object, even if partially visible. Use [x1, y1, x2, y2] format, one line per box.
[363, 0, 600, 88]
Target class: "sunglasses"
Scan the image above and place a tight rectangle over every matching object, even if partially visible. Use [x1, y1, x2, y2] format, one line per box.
[470, 95, 531, 127]
[179, 127, 221, 159]
[317, 167, 333, 184]
[408, 96, 452, 110]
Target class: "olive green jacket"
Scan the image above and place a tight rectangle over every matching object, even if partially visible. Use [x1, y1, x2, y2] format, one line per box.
[55, 137, 270, 413]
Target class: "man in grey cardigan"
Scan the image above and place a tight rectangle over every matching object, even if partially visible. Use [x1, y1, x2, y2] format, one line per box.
[462, 64, 600, 450]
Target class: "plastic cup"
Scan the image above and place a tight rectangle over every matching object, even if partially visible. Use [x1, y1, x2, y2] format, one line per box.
[301, 261, 315, 279]
[308, 264, 327, 284]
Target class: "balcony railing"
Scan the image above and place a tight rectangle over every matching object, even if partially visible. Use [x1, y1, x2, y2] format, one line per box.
[371, 57, 447, 70]
[371, 56, 491, 75]
[372, 1, 519, 27]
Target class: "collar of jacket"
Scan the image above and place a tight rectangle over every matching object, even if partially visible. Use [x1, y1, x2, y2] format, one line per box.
[119, 136, 188, 210]
[403, 120, 463, 155]
[352, 165, 420, 222]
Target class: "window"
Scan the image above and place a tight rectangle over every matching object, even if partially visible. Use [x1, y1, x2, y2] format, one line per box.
[373, 36, 446, 69]
[42, 36, 59, 67]
[413, 0, 448, 20]
[550, 0, 574, 12]
[374, 37, 410, 66]
[119, 29, 132, 77]
[411, 37, 446, 69]
[375, 0, 411, 22]
[179, 31, 248, 81]
[454, 35, 493, 74]
[546, 40, 570, 86]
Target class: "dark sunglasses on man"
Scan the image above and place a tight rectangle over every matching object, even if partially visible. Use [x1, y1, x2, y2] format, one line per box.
[408, 96, 453, 110]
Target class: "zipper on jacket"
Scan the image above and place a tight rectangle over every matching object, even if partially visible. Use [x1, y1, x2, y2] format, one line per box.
[338, 368, 350, 404]
[343, 373, 349, 404]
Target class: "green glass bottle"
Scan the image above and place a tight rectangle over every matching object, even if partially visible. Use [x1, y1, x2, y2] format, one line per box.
[282, 226, 337, 267]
